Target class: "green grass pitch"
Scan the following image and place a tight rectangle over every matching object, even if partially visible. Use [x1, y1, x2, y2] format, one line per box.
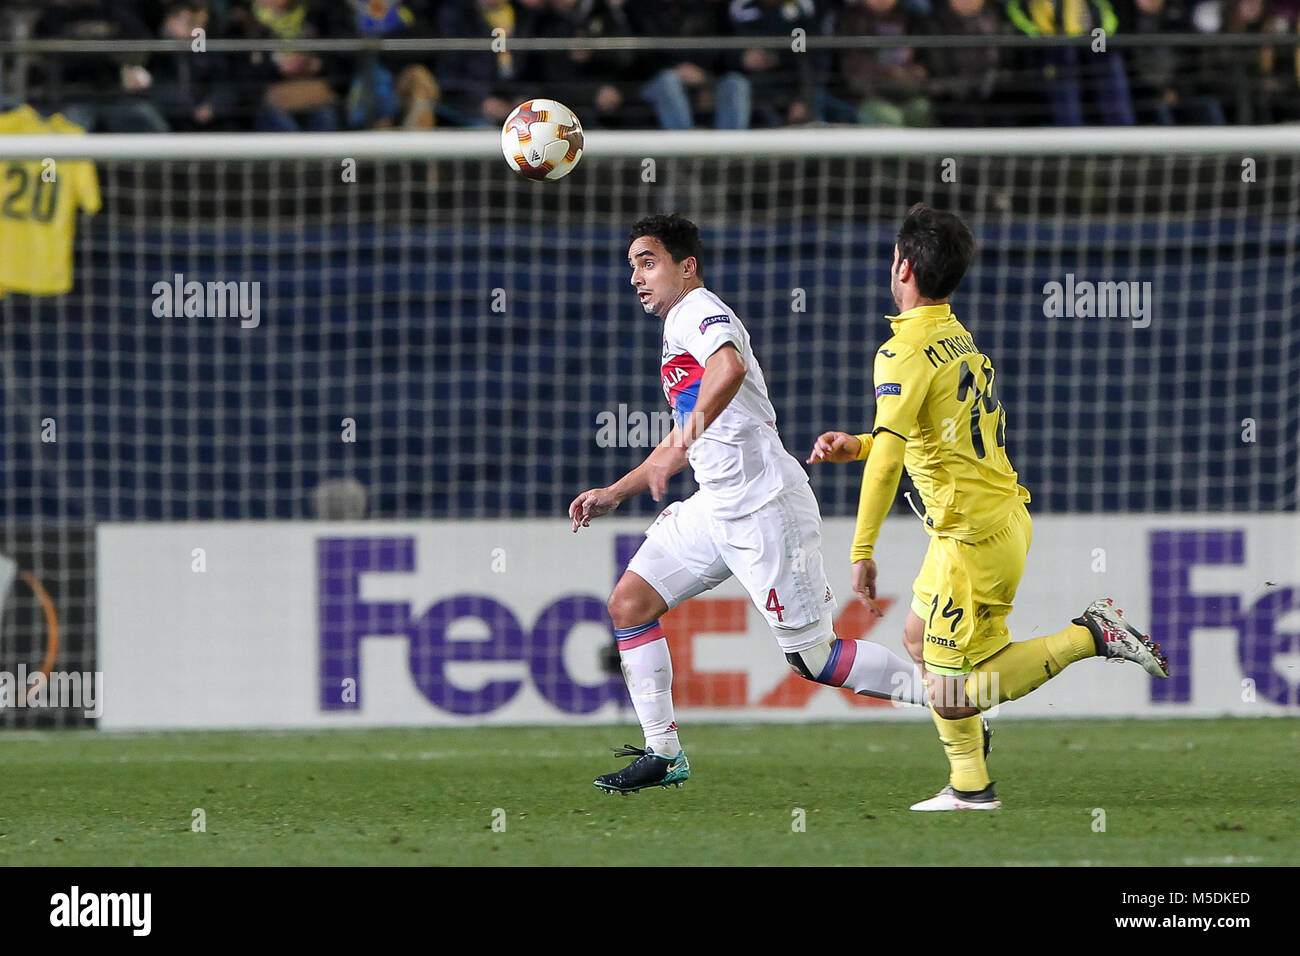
[1, 718, 1295, 866]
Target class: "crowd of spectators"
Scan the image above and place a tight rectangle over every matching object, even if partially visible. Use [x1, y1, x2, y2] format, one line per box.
[0, 0, 1296, 131]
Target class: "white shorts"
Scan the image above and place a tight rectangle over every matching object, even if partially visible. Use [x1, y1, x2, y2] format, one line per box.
[626, 482, 836, 653]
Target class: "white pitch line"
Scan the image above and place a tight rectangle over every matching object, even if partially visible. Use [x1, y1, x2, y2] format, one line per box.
[1182, 856, 1264, 865]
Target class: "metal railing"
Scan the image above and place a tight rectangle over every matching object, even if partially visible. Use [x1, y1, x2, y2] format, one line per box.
[0, 33, 1299, 53]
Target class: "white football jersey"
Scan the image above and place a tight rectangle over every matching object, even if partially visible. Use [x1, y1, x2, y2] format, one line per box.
[659, 287, 807, 518]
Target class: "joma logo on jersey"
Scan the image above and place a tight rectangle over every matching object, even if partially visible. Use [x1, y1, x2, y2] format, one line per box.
[926, 635, 957, 648]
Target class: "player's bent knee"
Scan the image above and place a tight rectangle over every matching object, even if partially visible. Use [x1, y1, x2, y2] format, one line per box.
[607, 593, 649, 630]
[607, 576, 666, 630]
[932, 704, 980, 720]
[926, 673, 979, 718]
[776, 612, 837, 682]
[785, 636, 841, 686]
[605, 589, 639, 630]
[785, 650, 816, 681]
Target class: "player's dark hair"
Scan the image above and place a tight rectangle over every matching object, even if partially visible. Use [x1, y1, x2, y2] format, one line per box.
[896, 202, 975, 300]
[629, 213, 703, 276]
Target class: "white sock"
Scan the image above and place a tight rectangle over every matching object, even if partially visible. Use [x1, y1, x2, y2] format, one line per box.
[616, 625, 681, 757]
[805, 636, 928, 706]
[846, 641, 927, 706]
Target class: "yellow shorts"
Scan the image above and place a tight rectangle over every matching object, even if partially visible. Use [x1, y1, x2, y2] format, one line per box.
[910, 504, 1032, 676]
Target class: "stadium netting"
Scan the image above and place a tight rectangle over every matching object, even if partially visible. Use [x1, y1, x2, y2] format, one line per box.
[0, 129, 1296, 725]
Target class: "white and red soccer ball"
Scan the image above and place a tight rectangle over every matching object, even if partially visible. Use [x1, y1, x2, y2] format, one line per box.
[501, 98, 584, 182]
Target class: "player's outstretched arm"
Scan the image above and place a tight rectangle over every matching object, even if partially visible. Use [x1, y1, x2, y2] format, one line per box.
[568, 424, 690, 532]
[850, 431, 906, 561]
[569, 346, 745, 530]
[807, 431, 873, 464]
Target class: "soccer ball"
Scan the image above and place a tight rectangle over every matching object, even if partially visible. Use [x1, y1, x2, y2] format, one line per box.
[501, 99, 584, 182]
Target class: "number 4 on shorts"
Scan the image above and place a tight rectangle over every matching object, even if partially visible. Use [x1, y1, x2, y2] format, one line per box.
[766, 588, 785, 622]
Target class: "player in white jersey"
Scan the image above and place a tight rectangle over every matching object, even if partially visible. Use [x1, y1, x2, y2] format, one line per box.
[569, 214, 927, 793]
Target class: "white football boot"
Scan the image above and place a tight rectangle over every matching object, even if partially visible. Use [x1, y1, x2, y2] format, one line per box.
[910, 783, 1002, 811]
[1073, 598, 1170, 678]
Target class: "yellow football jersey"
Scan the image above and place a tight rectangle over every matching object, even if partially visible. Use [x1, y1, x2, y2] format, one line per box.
[0, 106, 100, 296]
[871, 303, 1030, 541]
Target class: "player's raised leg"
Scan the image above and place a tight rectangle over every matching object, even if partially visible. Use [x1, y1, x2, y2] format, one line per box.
[954, 601, 1169, 716]
[950, 508, 1167, 711]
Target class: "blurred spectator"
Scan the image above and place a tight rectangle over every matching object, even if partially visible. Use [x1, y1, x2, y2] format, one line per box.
[1277, 0, 1300, 116]
[232, 0, 340, 131]
[834, 0, 934, 127]
[528, 0, 646, 128]
[148, 1, 241, 131]
[1005, 0, 1136, 125]
[1126, 0, 1225, 124]
[327, 0, 440, 129]
[1249, 0, 1300, 122]
[437, 0, 548, 127]
[725, 0, 823, 128]
[624, 0, 734, 129]
[32, 0, 170, 132]
[1202, 0, 1300, 123]
[0, 0, 34, 108]
[7, 0, 1300, 132]
[921, 0, 1011, 126]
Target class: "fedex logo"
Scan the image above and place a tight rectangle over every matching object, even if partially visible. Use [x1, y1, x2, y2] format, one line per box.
[1150, 529, 1298, 706]
[317, 537, 626, 716]
[316, 533, 896, 719]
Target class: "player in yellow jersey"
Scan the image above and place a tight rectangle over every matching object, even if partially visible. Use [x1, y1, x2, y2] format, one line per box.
[0, 105, 101, 297]
[809, 203, 1169, 810]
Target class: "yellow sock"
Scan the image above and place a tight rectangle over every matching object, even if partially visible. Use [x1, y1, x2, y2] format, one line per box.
[965, 624, 1096, 706]
[930, 710, 990, 792]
